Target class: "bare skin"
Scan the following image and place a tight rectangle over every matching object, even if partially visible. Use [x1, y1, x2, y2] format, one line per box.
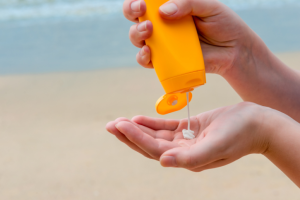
[107, 0, 300, 188]
[106, 103, 300, 187]
[124, 0, 300, 122]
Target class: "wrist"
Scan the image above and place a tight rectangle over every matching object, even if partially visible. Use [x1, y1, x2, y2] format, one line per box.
[220, 27, 283, 102]
[260, 108, 300, 187]
[249, 105, 274, 155]
[259, 106, 300, 157]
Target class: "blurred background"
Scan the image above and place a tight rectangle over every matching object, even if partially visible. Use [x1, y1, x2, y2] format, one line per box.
[0, 0, 300, 199]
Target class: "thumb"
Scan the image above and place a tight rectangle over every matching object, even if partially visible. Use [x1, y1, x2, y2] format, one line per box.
[159, 0, 223, 20]
[160, 136, 224, 169]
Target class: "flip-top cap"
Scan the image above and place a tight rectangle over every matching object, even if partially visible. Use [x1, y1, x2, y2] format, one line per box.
[155, 92, 192, 115]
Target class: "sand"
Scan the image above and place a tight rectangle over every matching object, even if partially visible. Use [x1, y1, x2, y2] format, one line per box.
[0, 52, 299, 199]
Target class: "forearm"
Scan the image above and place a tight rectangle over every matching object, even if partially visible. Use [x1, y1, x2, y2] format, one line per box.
[224, 32, 300, 122]
[263, 111, 300, 187]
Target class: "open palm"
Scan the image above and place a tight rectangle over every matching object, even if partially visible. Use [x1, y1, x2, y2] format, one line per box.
[106, 103, 266, 171]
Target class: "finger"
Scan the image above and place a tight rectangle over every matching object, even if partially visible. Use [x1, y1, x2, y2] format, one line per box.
[132, 115, 179, 141]
[116, 121, 179, 159]
[131, 116, 176, 141]
[136, 46, 154, 69]
[123, 0, 147, 22]
[129, 20, 153, 48]
[106, 119, 153, 159]
[107, 117, 170, 142]
[106, 117, 131, 136]
[160, 136, 225, 169]
[108, 117, 155, 137]
[134, 123, 175, 141]
[159, 0, 223, 20]
[132, 115, 179, 131]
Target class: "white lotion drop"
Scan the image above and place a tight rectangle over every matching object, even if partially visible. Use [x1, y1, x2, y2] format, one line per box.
[182, 129, 195, 140]
[182, 92, 195, 140]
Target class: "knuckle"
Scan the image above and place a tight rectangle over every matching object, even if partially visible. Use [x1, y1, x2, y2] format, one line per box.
[182, 0, 193, 8]
[129, 26, 136, 40]
[136, 52, 142, 62]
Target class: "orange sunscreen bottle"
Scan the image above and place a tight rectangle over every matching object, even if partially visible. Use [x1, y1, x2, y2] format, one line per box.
[139, 0, 206, 115]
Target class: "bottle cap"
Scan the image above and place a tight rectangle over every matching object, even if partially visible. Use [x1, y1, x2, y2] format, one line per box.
[155, 92, 192, 115]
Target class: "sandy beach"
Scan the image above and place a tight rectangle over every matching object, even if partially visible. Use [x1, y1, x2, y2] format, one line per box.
[0, 52, 299, 199]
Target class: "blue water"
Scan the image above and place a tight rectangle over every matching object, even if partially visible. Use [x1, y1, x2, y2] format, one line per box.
[0, 0, 299, 24]
[0, 1, 300, 75]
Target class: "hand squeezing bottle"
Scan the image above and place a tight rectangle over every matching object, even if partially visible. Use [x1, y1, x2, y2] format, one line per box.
[139, 0, 206, 139]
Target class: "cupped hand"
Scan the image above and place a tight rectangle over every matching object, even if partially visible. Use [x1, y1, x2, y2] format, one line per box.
[123, 0, 254, 74]
[106, 102, 270, 172]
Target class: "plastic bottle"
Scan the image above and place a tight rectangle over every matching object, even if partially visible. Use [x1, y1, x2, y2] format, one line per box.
[139, 0, 206, 115]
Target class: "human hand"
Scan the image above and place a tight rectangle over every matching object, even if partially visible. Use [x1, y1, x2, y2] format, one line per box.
[123, 0, 300, 123]
[123, 0, 256, 75]
[106, 102, 271, 171]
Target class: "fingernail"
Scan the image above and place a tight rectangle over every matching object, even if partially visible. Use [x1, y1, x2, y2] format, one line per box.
[160, 3, 178, 15]
[137, 21, 147, 32]
[161, 156, 177, 167]
[131, 0, 141, 12]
